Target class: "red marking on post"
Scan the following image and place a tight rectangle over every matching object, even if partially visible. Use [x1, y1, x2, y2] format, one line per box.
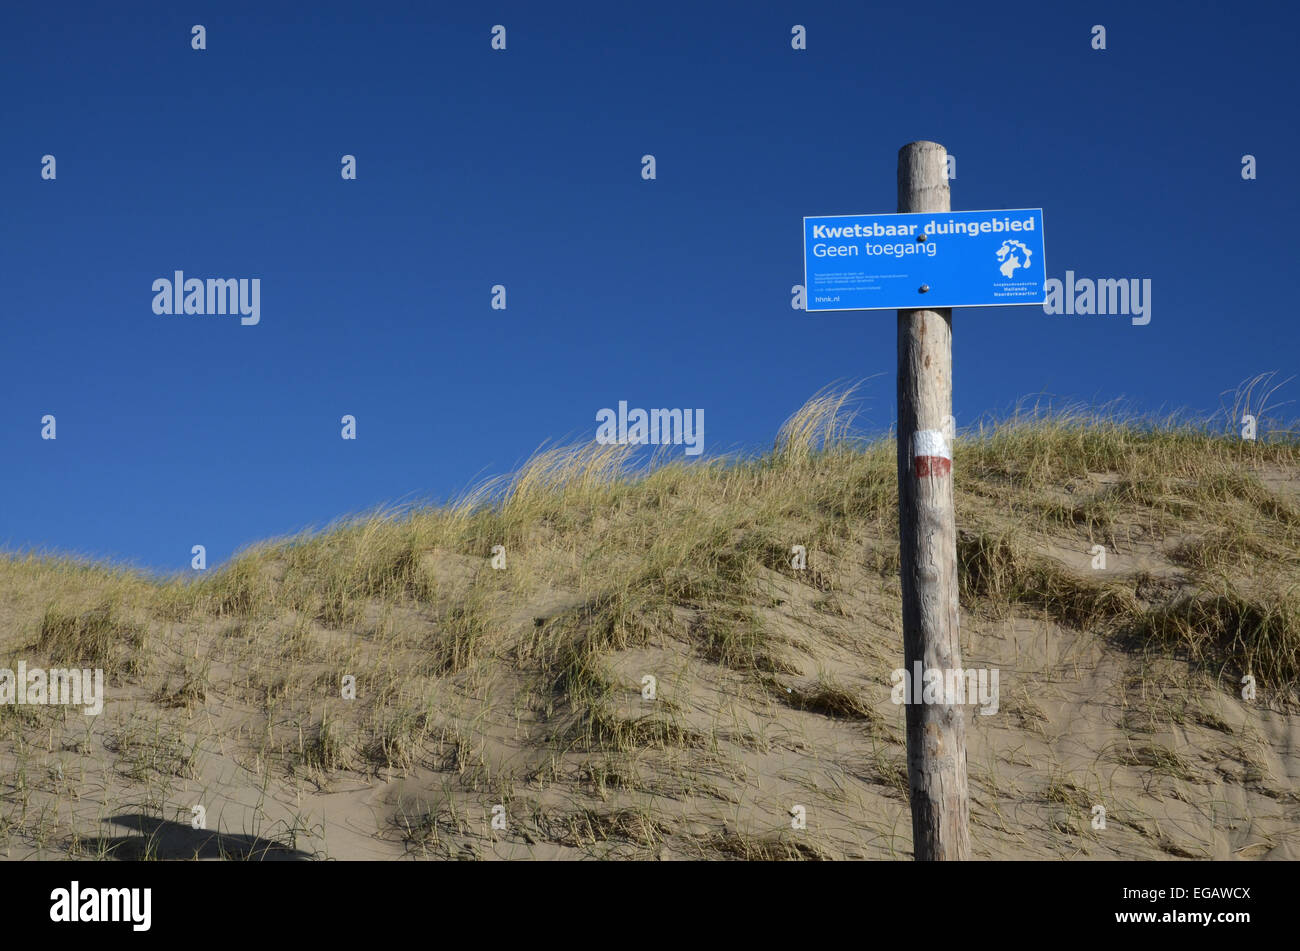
[914, 456, 952, 478]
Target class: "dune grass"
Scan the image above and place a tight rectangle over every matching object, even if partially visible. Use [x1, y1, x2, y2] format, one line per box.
[1, 383, 1298, 859]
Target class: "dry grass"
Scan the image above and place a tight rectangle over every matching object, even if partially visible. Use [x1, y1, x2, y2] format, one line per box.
[1, 382, 1298, 859]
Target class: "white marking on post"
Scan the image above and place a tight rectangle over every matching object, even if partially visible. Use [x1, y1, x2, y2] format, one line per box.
[913, 429, 952, 478]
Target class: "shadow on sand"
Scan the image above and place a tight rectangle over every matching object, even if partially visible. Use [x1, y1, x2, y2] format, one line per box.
[83, 813, 315, 860]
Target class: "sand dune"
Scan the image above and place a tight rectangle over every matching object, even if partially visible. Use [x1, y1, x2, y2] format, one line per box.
[2, 397, 1297, 859]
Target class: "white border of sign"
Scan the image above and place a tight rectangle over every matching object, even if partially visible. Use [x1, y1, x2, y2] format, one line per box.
[802, 208, 1048, 312]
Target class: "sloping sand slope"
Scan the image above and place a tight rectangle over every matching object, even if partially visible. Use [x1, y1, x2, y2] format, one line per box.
[2, 407, 1297, 859]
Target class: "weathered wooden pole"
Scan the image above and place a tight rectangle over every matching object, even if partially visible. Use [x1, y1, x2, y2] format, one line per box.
[896, 140, 970, 860]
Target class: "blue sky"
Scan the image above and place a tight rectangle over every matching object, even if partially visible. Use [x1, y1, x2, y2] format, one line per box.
[2, 1, 1297, 573]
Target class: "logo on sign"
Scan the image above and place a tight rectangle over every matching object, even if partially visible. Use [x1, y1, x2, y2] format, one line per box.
[995, 240, 1033, 279]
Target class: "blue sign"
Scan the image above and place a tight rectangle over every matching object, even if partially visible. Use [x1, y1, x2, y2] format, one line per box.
[803, 208, 1046, 311]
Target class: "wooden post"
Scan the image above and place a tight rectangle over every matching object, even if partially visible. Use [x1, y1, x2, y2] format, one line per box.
[896, 140, 970, 860]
